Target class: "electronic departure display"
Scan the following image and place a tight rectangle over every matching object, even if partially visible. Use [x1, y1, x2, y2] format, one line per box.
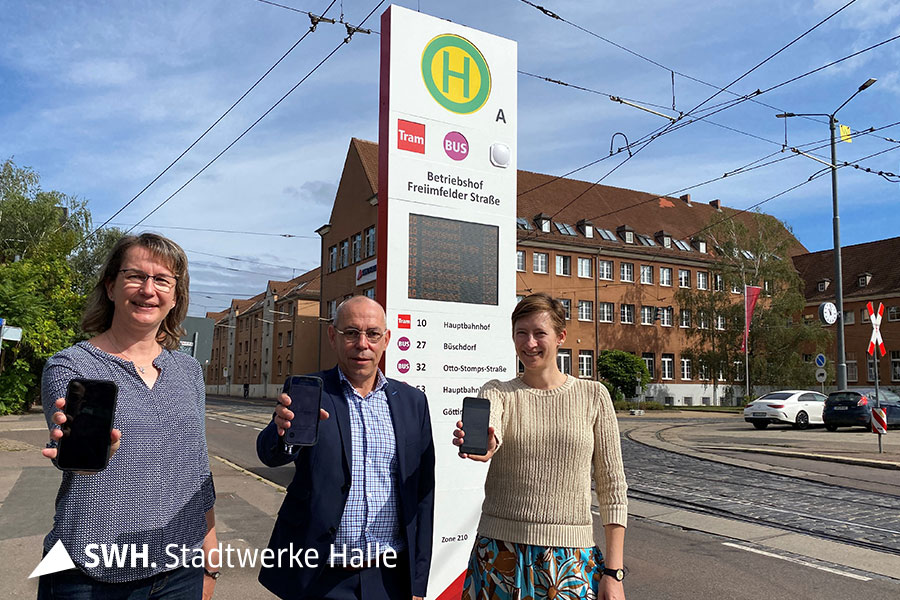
[408, 214, 498, 305]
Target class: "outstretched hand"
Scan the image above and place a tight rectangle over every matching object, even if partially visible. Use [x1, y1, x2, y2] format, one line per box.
[452, 420, 498, 462]
[273, 393, 330, 436]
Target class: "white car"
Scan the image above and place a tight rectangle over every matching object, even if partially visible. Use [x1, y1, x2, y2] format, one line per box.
[743, 390, 827, 430]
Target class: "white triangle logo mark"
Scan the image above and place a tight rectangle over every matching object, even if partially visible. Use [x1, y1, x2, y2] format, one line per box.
[29, 539, 77, 579]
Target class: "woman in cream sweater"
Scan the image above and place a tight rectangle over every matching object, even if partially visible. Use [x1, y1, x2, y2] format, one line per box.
[453, 293, 628, 600]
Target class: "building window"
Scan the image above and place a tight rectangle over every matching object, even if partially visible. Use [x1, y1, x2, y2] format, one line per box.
[516, 250, 525, 271]
[277, 361, 283, 377]
[642, 353, 655, 379]
[641, 306, 654, 326]
[862, 308, 870, 323]
[680, 309, 692, 328]
[678, 269, 690, 288]
[713, 273, 725, 292]
[731, 282, 741, 294]
[889, 306, 900, 322]
[364, 287, 375, 299]
[844, 310, 855, 325]
[847, 360, 858, 382]
[659, 306, 673, 327]
[364, 226, 376, 257]
[892, 352, 900, 381]
[697, 271, 709, 290]
[559, 298, 571, 320]
[557, 349, 572, 375]
[578, 257, 592, 278]
[681, 358, 692, 380]
[579, 351, 594, 378]
[533, 252, 548, 274]
[287, 330, 293, 346]
[620, 262, 634, 282]
[621, 304, 635, 325]
[578, 300, 593, 321]
[598, 260, 613, 280]
[715, 315, 726, 330]
[660, 267, 673, 287]
[640, 265, 653, 285]
[556, 255, 571, 276]
[868, 358, 876, 382]
[351, 233, 362, 263]
[278, 332, 283, 347]
[661, 354, 675, 380]
[328, 245, 338, 272]
[598, 302, 614, 323]
[698, 311, 709, 329]
[339, 240, 349, 268]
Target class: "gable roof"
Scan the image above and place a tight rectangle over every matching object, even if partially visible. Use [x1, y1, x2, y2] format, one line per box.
[350, 138, 805, 261]
[792, 236, 900, 302]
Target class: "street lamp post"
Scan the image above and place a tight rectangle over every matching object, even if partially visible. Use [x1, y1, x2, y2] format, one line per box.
[777, 78, 876, 391]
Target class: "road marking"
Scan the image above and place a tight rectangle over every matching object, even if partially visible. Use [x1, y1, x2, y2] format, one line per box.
[722, 542, 871, 581]
[253, 427, 263, 431]
[212, 455, 286, 493]
[234, 423, 247, 428]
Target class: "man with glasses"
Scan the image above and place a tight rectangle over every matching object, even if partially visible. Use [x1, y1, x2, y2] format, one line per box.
[257, 296, 435, 600]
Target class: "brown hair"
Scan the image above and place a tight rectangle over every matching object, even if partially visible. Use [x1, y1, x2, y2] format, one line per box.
[81, 233, 189, 350]
[511, 293, 566, 334]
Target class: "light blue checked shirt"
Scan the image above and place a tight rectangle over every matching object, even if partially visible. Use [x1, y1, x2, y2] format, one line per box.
[332, 368, 404, 561]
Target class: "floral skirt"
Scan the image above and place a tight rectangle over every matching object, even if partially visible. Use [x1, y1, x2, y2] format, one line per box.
[461, 536, 605, 600]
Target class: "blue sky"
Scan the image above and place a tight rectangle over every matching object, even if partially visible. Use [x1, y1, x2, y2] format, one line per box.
[1, 0, 898, 317]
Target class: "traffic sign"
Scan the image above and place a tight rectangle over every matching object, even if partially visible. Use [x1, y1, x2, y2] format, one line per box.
[867, 301, 886, 357]
[872, 408, 887, 435]
[815, 353, 826, 368]
[815, 368, 827, 383]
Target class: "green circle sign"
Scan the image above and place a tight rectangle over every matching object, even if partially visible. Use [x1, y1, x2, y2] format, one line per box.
[421, 34, 491, 114]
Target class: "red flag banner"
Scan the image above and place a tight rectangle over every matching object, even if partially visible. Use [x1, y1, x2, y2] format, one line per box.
[743, 285, 763, 352]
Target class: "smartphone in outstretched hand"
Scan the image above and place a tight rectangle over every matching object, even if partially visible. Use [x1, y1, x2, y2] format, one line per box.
[459, 396, 491, 456]
[283, 375, 323, 447]
[56, 378, 118, 472]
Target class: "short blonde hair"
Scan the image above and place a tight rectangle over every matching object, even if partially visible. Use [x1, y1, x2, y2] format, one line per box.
[81, 233, 189, 350]
[511, 293, 566, 334]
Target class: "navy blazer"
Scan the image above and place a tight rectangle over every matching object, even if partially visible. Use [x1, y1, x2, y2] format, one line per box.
[256, 367, 435, 599]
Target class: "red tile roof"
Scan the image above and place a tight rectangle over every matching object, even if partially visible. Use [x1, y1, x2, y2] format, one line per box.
[792, 236, 900, 302]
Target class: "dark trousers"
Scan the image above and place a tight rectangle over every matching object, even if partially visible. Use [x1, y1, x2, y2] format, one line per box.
[306, 552, 410, 600]
[37, 566, 202, 599]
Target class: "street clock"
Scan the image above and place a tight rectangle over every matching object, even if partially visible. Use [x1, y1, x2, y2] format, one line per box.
[818, 301, 838, 325]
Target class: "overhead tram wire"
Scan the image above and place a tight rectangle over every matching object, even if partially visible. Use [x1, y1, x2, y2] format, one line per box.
[515, 0, 876, 136]
[76, 0, 339, 250]
[254, 0, 380, 34]
[124, 0, 388, 234]
[183, 248, 312, 271]
[108, 222, 316, 238]
[517, 29, 898, 237]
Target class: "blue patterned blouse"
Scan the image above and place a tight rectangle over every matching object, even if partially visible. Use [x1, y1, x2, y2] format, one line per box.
[41, 341, 215, 583]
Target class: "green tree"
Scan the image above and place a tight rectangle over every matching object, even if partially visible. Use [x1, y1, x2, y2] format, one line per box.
[597, 349, 650, 401]
[0, 158, 117, 413]
[675, 212, 829, 404]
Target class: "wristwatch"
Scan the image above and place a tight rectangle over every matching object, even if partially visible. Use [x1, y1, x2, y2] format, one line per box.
[601, 567, 625, 581]
[204, 568, 221, 580]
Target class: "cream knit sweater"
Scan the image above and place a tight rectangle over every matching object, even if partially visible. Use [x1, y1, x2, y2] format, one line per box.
[476, 375, 628, 548]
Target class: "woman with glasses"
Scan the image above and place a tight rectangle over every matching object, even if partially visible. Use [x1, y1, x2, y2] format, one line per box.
[453, 293, 628, 600]
[40, 233, 218, 599]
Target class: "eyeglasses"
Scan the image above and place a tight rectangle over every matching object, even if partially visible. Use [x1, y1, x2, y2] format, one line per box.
[119, 269, 177, 292]
[334, 327, 385, 343]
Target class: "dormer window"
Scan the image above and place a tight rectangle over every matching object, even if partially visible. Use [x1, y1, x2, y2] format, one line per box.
[692, 237, 707, 253]
[655, 230, 672, 248]
[817, 279, 830, 293]
[617, 225, 635, 244]
[858, 273, 872, 288]
[577, 219, 594, 238]
[534, 213, 551, 233]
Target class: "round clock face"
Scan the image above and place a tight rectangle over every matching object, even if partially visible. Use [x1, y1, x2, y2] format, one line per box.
[819, 302, 838, 325]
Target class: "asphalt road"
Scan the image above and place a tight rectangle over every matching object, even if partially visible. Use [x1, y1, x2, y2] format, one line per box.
[203, 396, 900, 598]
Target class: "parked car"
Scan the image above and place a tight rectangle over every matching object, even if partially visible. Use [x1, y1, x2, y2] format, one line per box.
[823, 388, 900, 431]
[743, 390, 827, 430]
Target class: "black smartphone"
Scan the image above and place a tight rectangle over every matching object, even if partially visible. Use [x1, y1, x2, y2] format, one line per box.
[56, 378, 118, 472]
[283, 375, 323, 447]
[460, 396, 491, 456]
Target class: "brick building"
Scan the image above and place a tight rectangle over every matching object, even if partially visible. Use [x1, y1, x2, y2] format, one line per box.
[794, 237, 900, 388]
[314, 138, 807, 405]
[206, 268, 321, 397]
